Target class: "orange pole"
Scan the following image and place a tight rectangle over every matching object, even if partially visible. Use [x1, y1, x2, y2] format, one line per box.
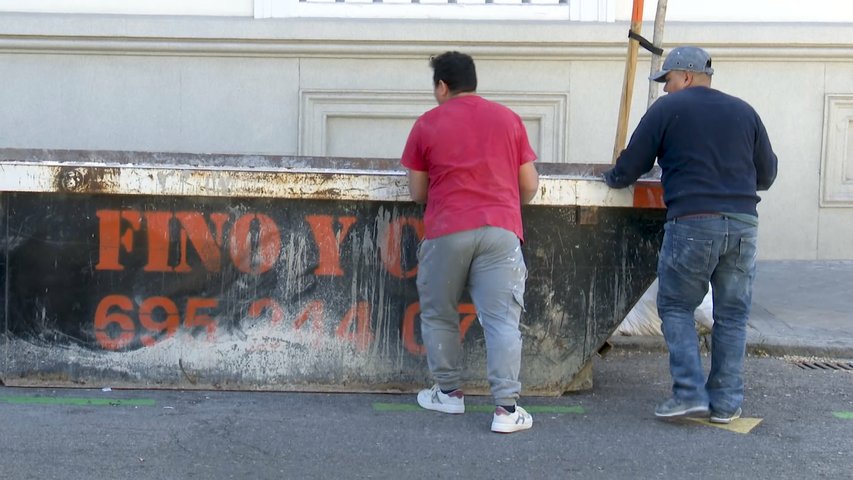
[631, 0, 644, 23]
[612, 0, 644, 163]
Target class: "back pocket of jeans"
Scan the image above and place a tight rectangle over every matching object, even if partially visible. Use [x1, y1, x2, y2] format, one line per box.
[671, 234, 713, 274]
[736, 236, 758, 273]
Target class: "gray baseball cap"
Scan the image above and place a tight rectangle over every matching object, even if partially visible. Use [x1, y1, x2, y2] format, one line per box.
[650, 46, 714, 83]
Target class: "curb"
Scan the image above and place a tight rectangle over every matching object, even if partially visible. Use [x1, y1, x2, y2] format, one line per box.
[744, 335, 853, 359]
[605, 335, 853, 360]
[605, 335, 668, 354]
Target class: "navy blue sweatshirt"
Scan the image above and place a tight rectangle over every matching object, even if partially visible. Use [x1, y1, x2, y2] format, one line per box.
[604, 86, 777, 220]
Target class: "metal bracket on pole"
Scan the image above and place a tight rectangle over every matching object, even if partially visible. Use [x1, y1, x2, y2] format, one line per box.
[628, 31, 663, 56]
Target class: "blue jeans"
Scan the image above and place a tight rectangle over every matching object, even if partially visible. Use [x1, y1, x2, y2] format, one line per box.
[657, 215, 758, 414]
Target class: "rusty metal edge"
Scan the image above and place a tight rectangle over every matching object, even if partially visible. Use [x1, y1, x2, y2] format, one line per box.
[0, 149, 645, 208]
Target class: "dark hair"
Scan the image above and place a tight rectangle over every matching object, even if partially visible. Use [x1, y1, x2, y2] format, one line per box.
[430, 51, 477, 94]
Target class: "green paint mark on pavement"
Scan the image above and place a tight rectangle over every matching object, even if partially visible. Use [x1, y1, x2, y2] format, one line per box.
[373, 403, 584, 414]
[832, 411, 853, 420]
[0, 395, 156, 407]
[523, 405, 585, 414]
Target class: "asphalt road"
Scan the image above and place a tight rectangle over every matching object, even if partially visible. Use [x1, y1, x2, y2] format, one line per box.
[1, 351, 851, 479]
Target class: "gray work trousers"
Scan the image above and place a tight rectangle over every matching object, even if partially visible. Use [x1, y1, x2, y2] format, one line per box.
[416, 226, 527, 406]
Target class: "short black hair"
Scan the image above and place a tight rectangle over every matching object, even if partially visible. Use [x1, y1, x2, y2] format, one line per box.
[430, 51, 477, 94]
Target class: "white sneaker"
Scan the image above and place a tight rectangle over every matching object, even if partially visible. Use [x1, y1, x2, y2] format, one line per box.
[490, 405, 533, 433]
[416, 384, 465, 414]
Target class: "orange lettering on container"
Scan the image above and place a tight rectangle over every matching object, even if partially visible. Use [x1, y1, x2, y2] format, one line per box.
[381, 217, 423, 279]
[230, 213, 282, 274]
[294, 300, 324, 334]
[138, 296, 180, 346]
[95, 210, 142, 271]
[402, 302, 425, 356]
[94, 294, 136, 350]
[305, 215, 357, 276]
[174, 212, 229, 273]
[458, 303, 478, 339]
[402, 302, 478, 357]
[143, 211, 175, 272]
[248, 298, 285, 327]
[335, 301, 373, 351]
[184, 297, 218, 341]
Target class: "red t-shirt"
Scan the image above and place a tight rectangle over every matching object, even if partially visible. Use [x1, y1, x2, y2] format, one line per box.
[401, 95, 537, 242]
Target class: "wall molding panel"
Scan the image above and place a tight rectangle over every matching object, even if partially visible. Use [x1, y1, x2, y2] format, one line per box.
[820, 95, 853, 207]
[299, 90, 568, 161]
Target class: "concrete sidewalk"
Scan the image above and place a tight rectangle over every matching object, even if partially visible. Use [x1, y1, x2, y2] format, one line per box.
[609, 260, 853, 359]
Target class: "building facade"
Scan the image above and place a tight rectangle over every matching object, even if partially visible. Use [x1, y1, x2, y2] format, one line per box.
[1, 0, 852, 259]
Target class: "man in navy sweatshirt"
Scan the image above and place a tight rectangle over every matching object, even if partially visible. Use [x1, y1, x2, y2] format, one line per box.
[603, 46, 778, 424]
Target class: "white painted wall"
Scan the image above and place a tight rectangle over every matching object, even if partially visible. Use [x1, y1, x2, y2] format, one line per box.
[0, 14, 851, 259]
[616, 0, 853, 23]
[3, 0, 853, 22]
[0, 0, 253, 16]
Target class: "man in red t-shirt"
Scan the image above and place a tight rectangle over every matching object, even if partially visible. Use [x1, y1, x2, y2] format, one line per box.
[401, 51, 539, 434]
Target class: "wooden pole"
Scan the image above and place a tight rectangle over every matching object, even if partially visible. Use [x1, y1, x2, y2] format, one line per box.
[647, 0, 668, 108]
[612, 0, 645, 163]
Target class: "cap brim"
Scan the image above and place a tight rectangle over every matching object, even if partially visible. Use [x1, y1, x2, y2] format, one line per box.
[649, 69, 668, 83]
